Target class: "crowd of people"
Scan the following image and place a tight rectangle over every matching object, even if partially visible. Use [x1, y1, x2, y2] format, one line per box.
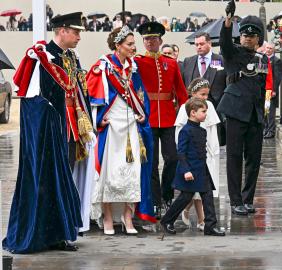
[0, 4, 215, 33]
[2, 0, 282, 255]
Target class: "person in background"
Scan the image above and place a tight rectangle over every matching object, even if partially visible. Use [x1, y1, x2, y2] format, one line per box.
[102, 16, 113, 32]
[161, 44, 175, 58]
[263, 42, 282, 139]
[183, 17, 195, 32]
[89, 15, 102, 32]
[113, 14, 123, 29]
[18, 16, 28, 31]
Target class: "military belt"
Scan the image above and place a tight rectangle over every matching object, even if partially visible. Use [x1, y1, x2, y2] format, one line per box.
[148, 92, 173, 100]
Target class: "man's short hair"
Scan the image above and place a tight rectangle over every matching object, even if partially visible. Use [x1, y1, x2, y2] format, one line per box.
[185, 97, 207, 117]
[194, 32, 211, 42]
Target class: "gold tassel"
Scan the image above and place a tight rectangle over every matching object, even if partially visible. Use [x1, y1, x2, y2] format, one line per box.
[76, 140, 88, 161]
[138, 132, 147, 163]
[126, 133, 134, 163]
[76, 107, 93, 143]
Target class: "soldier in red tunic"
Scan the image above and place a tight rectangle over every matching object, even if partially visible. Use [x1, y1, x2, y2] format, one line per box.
[135, 22, 188, 218]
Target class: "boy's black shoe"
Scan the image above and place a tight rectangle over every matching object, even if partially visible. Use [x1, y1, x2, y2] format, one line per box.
[231, 205, 248, 216]
[204, 227, 225, 236]
[161, 223, 176, 234]
[244, 204, 256, 213]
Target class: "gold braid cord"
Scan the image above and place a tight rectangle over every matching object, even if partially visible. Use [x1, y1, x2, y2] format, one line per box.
[138, 132, 147, 163]
[62, 51, 93, 161]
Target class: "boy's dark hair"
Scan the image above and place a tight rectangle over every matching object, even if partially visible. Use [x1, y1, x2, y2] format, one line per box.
[185, 97, 208, 117]
[187, 77, 209, 96]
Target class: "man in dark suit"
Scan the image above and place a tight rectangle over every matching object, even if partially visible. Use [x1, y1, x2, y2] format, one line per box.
[264, 42, 282, 139]
[217, 1, 267, 216]
[181, 32, 227, 145]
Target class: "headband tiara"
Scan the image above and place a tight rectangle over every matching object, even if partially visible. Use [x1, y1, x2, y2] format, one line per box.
[191, 79, 209, 93]
[114, 25, 133, 44]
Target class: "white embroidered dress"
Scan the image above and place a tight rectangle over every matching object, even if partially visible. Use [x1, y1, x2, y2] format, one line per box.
[91, 59, 143, 221]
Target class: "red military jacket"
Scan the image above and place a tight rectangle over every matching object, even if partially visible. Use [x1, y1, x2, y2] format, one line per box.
[135, 51, 188, 128]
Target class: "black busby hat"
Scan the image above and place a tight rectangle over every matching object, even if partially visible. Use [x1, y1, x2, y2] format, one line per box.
[137, 22, 165, 37]
[51, 12, 85, 30]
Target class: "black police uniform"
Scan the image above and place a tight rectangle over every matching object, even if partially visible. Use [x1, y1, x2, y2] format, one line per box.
[217, 17, 267, 211]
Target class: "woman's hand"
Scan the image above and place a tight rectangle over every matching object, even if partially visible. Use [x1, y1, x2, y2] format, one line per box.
[100, 116, 110, 127]
[136, 114, 145, 123]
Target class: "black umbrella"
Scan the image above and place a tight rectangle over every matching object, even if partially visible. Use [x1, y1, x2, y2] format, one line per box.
[189, 12, 207, 18]
[186, 17, 240, 47]
[87, 12, 107, 19]
[0, 48, 14, 70]
[131, 13, 149, 27]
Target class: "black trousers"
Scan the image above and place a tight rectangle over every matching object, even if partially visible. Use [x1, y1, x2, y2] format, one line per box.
[152, 127, 177, 207]
[226, 115, 263, 206]
[264, 98, 276, 136]
[161, 180, 217, 231]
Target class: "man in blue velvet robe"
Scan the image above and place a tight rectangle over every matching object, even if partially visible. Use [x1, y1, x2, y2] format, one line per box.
[3, 12, 93, 254]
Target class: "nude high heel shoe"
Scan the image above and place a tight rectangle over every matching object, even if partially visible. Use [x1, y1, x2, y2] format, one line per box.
[103, 219, 115, 235]
[121, 215, 138, 235]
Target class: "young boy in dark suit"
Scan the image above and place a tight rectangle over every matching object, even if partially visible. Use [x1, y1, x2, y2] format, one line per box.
[160, 97, 225, 236]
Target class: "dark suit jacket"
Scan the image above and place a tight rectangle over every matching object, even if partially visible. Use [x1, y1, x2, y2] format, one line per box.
[172, 120, 215, 193]
[181, 53, 227, 108]
[270, 55, 282, 107]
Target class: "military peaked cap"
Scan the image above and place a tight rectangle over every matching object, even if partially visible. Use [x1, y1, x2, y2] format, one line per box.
[239, 15, 264, 46]
[51, 12, 85, 30]
[138, 22, 165, 37]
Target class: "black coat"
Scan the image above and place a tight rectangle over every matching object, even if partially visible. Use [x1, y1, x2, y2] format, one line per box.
[181, 53, 227, 108]
[217, 23, 267, 124]
[172, 120, 215, 193]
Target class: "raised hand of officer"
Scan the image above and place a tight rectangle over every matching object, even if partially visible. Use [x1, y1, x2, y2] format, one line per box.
[225, 0, 235, 27]
[226, 0, 236, 18]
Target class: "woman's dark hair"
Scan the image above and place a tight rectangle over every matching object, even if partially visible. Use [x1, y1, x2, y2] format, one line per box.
[107, 27, 134, 51]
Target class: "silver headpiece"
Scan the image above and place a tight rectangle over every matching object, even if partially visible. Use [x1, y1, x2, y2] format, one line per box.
[114, 25, 133, 44]
[191, 79, 209, 92]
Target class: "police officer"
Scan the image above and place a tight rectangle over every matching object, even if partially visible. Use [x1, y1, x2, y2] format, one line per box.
[217, 1, 267, 215]
[135, 22, 188, 217]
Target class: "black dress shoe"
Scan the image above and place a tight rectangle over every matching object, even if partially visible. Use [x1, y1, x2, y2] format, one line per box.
[231, 205, 248, 216]
[50, 241, 79, 251]
[161, 223, 176, 234]
[204, 227, 225, 236]
[244, 204, 256, 213]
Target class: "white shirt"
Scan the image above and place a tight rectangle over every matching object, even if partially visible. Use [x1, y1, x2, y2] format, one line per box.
[197, 50, 212, 77]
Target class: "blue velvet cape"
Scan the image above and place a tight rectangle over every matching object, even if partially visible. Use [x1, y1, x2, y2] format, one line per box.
[2, 95, 82, 253]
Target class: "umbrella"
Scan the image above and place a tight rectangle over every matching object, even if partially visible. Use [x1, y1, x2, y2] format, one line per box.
[189, 12, 207, 18]
[0, 9, 22, 17]
[131, 13, 149, 27]
[113, 11, 132, 21]
[87, 12, 107, 19]
[0, 48, 15, 70]
[186, 17, 240, 47]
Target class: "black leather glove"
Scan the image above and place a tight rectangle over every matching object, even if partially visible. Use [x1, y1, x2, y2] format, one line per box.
[225, 0, 236, 18]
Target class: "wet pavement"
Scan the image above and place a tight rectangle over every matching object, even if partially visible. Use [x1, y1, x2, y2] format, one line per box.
[1, 131, 282, 270]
